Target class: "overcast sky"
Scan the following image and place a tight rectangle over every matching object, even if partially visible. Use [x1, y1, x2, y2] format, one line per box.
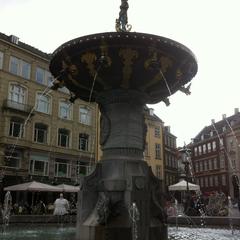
[1, 0, 240, 146]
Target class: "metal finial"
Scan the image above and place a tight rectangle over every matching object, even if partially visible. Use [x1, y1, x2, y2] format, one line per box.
[116, 0, 132, 32]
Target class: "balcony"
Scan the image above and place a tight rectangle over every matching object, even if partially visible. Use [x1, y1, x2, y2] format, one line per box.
[2, 99, 34, 114]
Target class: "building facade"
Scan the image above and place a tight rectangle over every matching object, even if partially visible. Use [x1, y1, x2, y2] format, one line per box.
[144, 107, 165, 181]
[190, 109, 240, 199]
[163, 126, 178, 191]
[0, 32, 98, 199]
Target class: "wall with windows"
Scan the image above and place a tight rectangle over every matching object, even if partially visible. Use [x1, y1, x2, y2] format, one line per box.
[0, 34, 99, 187]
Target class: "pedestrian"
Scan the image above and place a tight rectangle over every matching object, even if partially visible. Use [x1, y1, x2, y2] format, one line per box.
[53, 193, 69, 216]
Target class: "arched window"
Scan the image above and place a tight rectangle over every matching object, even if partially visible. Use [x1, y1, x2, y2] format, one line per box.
[8, 83, 26, 104]
[59, 100, 72, 120]
[36, 93, 51, 114]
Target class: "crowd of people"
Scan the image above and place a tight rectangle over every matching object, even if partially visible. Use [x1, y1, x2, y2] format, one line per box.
[0, 193, 77, 216]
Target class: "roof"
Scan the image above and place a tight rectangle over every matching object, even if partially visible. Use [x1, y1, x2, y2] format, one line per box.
[192, 112, 240, 144]
[0, 32, 51, 60]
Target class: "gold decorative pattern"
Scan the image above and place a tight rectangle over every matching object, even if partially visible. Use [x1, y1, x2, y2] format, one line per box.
[119, 48, 138, 88]
[100, 42, 112, 68]
[81, 52, 97, 77]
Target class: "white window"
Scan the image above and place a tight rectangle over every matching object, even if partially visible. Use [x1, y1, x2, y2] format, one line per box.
[79, 133, 89, 151]
[154, 127, 161, 138]
[207, 142, 211, 152]
[35, 67, 53, 86]
[155, 143, 161, 159]
[198, 145, 202, 155]
[34, 123, 48, 144]
[55, 159, 71, 178]
[155, 165, 162, 179]
[9, 84, 26, 104]
[4, 149, 22, 168]
[29, 154, 49, 176]
[79, 106, 91, 125]
[0, 51, 3, 69]
[194, 147, 198, 156]
[59, 101, 72, 120]
[212, 141, 216, 151]
[9, 56, 31, 79]
[36, 93, 51, 114]
[203, 144, 206, 154]
[9, 117, 24, 138]
[58, 128, 70, 147]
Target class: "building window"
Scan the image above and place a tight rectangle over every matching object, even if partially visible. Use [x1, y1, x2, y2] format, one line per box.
[79, 133, 89, 151]
[199, 161, 203, 172]
[76, 161, 91, 176]
[4, 149, 22, 168]
[58, 128, 70, 147]
[195, 162, 199, 173]
[79, 106, 91, 125]
[156, 165, 162, 179]
[34, 123, 48, 144]
[194, 147, 198, 156]
[29, 154, 49, 176]
[213, 158, 218, 169]
[203, 144, 206, 154]
[9, 84, 26, 104]
[214, 175, 219, 186]
[209, 159, 212, 170]
[0, 51, 3, 69]
[200, 177, 204, 187]
[35, 67, 53, 86]
[55, 159, 71, 178]
[204, 160, 208, 171]
[207, 142, 211, 152]
[205, 177, 209, 187]
[219, 153, 225, 168]
[198, 145, 202, 155]
[9, 117, 24, 138]
[154, 127, 161, 138]
[9, 56, 31, 79]
[36, 93, 51, 114]
[209, 176, 213, 187]
[222, 175, 226, 186]
[212, 141, 216, 151]
[59, 101, 72, 120]
[155, 143, 161, 159]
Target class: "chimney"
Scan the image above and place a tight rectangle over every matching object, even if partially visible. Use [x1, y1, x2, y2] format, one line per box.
[211, 119, 215, 124]
[10, 35, 19, 44]
[234, 108, 239, 114]
[222, 114, 226, 119]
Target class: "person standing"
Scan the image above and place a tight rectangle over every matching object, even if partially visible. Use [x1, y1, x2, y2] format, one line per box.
[53, 193, 69, 216]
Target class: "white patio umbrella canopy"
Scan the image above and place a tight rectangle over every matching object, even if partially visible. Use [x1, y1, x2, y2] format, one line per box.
[4, 181, 61, 192]
[56, 184, 79, 192]
[168, 180, 200, 191]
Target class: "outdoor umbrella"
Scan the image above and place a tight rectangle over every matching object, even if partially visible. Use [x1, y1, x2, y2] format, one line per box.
[168, 180, 200, 191]
[56, 184, 79, 192]
[4, 181, 61, 207]
[4, 181, 61, 192]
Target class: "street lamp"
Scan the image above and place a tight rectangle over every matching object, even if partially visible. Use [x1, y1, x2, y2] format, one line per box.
[179, 146, 191, 215]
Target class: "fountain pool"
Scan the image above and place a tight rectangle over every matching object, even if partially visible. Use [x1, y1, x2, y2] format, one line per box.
[1, 225, 239, 240]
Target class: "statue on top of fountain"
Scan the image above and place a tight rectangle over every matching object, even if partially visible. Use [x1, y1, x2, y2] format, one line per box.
[116, 0, 132, 32]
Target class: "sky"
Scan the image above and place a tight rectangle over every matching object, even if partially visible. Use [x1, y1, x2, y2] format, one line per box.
[1, 0, 240, 146]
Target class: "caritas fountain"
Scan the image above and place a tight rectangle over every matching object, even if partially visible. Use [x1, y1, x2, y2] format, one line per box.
[49, 1, 197, 240]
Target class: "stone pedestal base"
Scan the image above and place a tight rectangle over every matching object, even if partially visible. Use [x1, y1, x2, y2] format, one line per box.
[76, 160, 167, 240]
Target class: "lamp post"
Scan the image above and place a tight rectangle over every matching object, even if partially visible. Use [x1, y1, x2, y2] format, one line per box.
[179, 146, 191, 215]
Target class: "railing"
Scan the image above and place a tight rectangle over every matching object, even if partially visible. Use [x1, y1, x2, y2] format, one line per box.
[2, 99, 33, 113]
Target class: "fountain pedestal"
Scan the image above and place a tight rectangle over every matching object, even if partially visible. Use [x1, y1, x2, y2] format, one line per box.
[76, 89, 167, 240]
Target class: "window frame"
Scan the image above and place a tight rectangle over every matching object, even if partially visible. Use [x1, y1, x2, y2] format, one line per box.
[59, 100, 72, 120]
[79, 106, 91, 125]
[9, 56, 31, 79]
[36, 92, 51, 114]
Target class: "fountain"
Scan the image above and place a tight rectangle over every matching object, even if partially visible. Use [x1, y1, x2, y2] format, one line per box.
[1, 191, 12, 233]
[49, 1, 197, 240]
